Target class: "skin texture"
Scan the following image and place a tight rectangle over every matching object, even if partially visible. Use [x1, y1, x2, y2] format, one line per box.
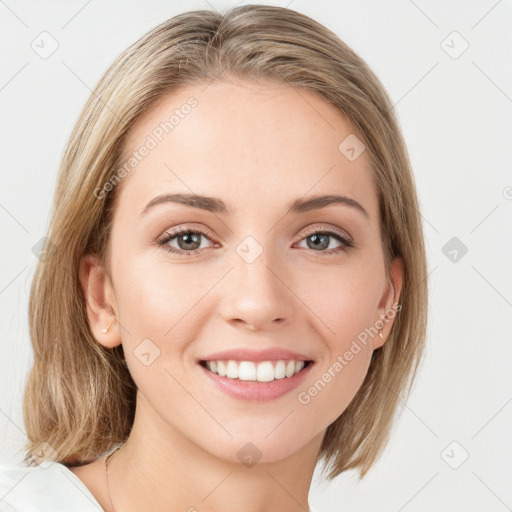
[73, 78, 402, 512]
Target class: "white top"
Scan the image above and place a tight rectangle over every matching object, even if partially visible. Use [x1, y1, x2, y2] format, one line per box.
[0, 462, 320, 512]
[0, 462, 103, 511]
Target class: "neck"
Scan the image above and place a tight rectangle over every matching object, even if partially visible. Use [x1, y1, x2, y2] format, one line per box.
[107, 392, 324, 512]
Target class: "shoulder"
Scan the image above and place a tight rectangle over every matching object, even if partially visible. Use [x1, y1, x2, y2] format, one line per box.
[0, 462, 102, 511]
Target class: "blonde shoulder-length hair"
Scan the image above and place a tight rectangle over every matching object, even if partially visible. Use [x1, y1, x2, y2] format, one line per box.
[22, 4, 427, 480]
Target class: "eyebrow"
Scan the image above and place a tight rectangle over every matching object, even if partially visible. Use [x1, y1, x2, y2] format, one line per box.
[141, 193, 369, 218]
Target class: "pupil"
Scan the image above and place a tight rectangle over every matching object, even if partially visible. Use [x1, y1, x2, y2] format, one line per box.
[181, 233, 200, 250]
[308, 234, 329, 250]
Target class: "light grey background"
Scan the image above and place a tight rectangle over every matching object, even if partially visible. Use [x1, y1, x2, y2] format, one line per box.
[1, 0, 511, 510]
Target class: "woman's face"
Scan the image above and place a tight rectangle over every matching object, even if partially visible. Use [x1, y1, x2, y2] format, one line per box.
[95, 79, 401, 464]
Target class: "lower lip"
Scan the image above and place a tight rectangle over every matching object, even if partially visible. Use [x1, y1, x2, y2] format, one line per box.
[198, 362, 314, 402]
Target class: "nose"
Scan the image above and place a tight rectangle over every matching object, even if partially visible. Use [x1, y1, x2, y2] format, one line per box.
[218, 248, 295, 332]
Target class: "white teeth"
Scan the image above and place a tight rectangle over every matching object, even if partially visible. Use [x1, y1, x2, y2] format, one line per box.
[285, 360, 295, 377]
[256, 361, 274, 382]
[204, 359, 309, 382]
[226, 360, 239, 379]
[217, 361, 226, 377]
[238, 361, 256, 381]
[274, 360, 286, 379]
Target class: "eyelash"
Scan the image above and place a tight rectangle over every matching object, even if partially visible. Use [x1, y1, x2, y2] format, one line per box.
[155, 225, 354, 257]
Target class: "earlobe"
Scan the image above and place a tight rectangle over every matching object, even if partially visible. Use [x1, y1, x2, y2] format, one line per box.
[372, 258, 404, 350]
[79, 254, 121, 348]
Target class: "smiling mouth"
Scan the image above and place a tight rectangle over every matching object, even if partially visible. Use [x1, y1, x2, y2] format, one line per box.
[199, 359, 314, 382]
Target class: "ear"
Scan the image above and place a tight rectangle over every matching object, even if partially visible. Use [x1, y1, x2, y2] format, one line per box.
[372, 257, 403, 350]
[79, 254, 121, 348]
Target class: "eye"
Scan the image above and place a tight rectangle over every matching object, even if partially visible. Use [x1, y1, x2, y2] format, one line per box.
[295, 226, 354, 255]
[156, 226, 217, 256]
[156, 224, 354, 257]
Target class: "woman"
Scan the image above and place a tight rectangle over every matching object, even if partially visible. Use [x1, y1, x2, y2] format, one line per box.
[0, 4, 427, 511]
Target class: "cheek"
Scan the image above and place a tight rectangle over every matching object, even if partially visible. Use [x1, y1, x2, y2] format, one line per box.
[111, 253, 221, 381]
[297, 344, 373, 427]
[296, 285, 376, 423]
[294, 264, 381, 420]
[304, 257, 383, 348]
[113, 260, 203, 406]
[113, 253, 211, 339]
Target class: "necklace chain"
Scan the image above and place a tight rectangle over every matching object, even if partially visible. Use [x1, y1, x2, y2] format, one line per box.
[105, 444, 123, 512]
[105, 443, 314, 512]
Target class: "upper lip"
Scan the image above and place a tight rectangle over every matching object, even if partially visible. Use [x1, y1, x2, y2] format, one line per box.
[198, 348, 314, 363]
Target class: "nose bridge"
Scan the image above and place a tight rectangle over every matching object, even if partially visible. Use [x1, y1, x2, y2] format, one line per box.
[219, 235, 293, 330]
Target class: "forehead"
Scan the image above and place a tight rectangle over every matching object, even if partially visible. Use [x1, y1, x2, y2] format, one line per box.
[116, 79, 377, 220]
